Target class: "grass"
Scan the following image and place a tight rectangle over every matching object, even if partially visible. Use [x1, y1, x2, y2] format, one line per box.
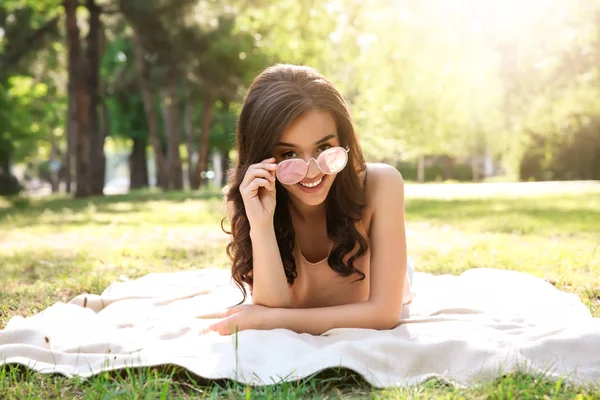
[1, 182, 600, 399]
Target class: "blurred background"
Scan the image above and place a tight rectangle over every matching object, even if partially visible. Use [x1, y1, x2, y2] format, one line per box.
[1, 0, 599, 198]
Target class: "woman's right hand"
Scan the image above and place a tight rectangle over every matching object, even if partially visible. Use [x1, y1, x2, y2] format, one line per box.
[239, 157, 277, 229]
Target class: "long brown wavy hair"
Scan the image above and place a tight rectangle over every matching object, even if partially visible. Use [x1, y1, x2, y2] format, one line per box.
[222, 64, 368, 304]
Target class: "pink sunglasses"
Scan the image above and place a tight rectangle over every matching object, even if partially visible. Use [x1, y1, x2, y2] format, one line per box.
[275, 146, 350, 185]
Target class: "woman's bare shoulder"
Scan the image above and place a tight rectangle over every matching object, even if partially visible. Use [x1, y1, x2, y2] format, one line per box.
[363, 163, 404, 205]
[359, 163, 404, 236]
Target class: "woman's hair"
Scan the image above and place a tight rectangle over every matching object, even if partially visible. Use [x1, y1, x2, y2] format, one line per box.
[222, 64, 368, 303]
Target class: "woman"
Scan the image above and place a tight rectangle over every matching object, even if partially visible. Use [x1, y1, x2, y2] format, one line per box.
[208, 64, 413, 335]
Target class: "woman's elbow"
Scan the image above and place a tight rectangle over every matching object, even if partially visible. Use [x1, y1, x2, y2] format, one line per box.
[377, 316, 401, 330]
[251, 293, 293, 308]
[371, 304, 402, 330]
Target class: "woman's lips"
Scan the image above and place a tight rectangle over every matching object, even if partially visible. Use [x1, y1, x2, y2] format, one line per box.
[300, 176, 323, 185]
[297, 175, 326, 192]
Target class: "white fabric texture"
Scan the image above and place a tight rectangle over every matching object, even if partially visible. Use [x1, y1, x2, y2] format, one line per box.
[1, 267, 599, 388]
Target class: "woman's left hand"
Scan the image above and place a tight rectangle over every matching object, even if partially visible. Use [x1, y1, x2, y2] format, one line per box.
[207, 304, 276, 335]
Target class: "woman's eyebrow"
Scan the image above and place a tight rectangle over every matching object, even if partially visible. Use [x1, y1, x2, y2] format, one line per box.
[276, 134, 336, 148]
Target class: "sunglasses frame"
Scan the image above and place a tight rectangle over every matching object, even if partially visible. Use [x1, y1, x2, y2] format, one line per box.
[275, 146, 350, 185]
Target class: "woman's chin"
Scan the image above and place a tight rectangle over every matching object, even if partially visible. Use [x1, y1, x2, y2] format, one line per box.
[297, 192, 328, 206]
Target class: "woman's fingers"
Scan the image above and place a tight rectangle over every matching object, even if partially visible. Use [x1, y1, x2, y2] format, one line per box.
[247, 159, 277, 176]
[247, 168, 276, 184]
[196, 305, 243, 320]
[248, 158, 277, 172]
[251, 178, 274, 192]
[238, 159, 278, 223]
[241, 165, 276, 191]
[243, 178, 274, 196]
[209, 315, 237, 335]
[225, 305, 244, 316]
[196, 310, 228, 319]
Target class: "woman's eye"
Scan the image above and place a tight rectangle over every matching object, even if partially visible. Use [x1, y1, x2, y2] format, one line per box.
[283, 151, 297, 159]
[317, 144, 332, 153]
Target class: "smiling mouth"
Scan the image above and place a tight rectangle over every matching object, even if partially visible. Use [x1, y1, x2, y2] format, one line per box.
[299, 176, 323, 188]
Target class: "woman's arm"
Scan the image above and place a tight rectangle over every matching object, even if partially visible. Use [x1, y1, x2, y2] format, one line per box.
[209, 297, 390, 335]
[214, 166, 407, 334]
[225, 199, 292, 308]
[249, 227, 292, 308]
[271, 301, 393, 334]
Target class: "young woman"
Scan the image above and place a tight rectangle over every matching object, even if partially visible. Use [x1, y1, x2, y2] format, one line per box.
[208, 64, 413, 335]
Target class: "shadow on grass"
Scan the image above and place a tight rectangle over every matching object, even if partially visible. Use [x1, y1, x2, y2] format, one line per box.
[3, 189, 599, 236]
[0, 189, 224, 227]
[3, 188, 220, 210]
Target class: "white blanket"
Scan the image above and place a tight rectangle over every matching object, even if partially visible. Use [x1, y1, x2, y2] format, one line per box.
[1, 268, 599, 388]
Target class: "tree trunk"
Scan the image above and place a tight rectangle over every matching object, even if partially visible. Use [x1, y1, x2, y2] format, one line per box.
[471, 154, 480, 182]
[196, 94, 214, 187]
[184, 100, 197, 189]
[0, 154, 9, 175]
[101, 98, 110, 145]
[0, 154, 20, 196]
[65, 75, 75, 194]
[417, 155, 425, 183]
[160, 76, 183, 190]
[213, 151, 222, 187]
[442, 155, 454, 181]
[86, 0, 105, 196]
[65, 0, 89, 198]
[131, 27, 168, 190]
[49, 133, 61, 193]
[129, 136, 149, 189]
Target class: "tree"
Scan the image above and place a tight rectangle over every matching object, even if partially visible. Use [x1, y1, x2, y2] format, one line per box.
[0, 1, 61, 194]
[129, 26, 168, 189]
[102, 33, 150, 189]
[184, 14, 264, 188]
[64, 0, 90, 197]
[86, 0, 107, 196]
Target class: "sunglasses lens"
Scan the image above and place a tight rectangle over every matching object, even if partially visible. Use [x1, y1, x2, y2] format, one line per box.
[317, 147, 348, 174]
[276, 159, 307, 185]
[275, 147, 348, 185]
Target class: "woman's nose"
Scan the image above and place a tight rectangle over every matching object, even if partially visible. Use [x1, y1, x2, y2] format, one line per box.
[305, 158, 320, 178]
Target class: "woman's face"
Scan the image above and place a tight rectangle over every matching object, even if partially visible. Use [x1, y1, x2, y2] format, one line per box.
[274, 109, 341, 207]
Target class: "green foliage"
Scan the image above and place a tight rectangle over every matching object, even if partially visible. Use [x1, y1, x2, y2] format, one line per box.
[520, 115, 600, 181]
[398, 161, 473, 182]
[210, 101, 237, 152]
[0, 75, 64, 172]
[103, 35, 149, 141]
[191, 14, 266, 93]
[0, 1, 64, 182]
[235, 0, 334, 67]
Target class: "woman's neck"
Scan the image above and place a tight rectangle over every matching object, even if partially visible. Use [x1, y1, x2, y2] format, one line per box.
[288, 197, 326, 223]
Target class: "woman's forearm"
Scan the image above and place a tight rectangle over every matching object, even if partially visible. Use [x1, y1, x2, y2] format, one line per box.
[249, 227, 292, 308]
[271, 300, 399, 335]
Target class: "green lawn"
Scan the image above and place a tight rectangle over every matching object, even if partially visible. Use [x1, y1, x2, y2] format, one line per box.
[1, 183, 599, 399]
